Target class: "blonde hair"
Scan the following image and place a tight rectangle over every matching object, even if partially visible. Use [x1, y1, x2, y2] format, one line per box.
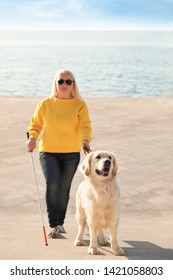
[51, 69, 83, 100]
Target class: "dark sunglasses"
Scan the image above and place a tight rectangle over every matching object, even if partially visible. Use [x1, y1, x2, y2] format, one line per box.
[57, 79, 74, 86]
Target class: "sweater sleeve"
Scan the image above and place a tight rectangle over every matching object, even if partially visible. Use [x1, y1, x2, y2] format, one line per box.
[78, 102, 92, 143]
[28, 102, 44, 140]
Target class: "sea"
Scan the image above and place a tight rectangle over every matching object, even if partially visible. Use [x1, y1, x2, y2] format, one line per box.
[0, 30, 173, 97]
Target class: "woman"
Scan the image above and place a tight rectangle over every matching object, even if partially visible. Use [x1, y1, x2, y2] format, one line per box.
[26, 69, 92, 238]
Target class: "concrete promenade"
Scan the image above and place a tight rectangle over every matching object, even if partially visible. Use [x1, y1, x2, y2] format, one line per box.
[0, 96, 172, 260]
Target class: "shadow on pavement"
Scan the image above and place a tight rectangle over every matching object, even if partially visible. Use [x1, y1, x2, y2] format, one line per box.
[124, 240, 173, 260]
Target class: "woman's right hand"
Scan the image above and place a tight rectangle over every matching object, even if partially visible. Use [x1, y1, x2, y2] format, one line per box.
[26, 138, 36, 152]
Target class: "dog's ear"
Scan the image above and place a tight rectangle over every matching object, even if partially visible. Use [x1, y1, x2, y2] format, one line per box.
[79, 152, 93, 176]
[111, 153, 118, 176]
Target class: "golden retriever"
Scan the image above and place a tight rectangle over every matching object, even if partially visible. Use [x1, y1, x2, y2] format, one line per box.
[74, 151, 124, 255]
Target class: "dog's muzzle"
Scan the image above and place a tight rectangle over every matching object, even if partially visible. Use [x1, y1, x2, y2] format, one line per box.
[95, 160, 111, 177]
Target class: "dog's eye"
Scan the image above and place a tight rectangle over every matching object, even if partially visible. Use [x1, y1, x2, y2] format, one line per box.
[108, 156, 112, 160]
[95, 155, 101, 160]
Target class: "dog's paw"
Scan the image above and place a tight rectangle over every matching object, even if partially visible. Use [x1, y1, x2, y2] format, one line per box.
[73, 239, 83, 246]
[98, 238, 109, 246]
[88, 247, 98, 255]
[112, 247, 125, 256]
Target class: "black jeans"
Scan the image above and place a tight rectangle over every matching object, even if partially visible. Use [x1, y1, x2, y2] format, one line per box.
[39, 152, 80, 228]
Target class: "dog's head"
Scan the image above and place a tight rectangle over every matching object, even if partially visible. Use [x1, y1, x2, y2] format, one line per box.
[80, 151, 117, 180]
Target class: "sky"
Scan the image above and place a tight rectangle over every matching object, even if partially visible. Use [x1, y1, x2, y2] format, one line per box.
[0, 0, 173, 30]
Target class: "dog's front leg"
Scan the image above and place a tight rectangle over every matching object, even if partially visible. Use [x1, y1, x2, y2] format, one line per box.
[88, 225, 98, 255]
[74, 223, 85, 246]
[109, 222, 124, 256]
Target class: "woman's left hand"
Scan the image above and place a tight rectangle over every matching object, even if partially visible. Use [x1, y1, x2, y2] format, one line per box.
[82, 140, 92, 154]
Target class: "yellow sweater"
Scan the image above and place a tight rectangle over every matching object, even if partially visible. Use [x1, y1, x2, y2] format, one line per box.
[28, 96, 92, 152]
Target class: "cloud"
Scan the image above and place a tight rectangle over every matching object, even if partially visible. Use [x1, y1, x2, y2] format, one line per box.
[0, 0, 173, 30]
[14, 0, 92, 20]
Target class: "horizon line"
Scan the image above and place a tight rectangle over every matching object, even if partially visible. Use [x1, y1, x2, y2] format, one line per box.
[0, 28, 173, 32]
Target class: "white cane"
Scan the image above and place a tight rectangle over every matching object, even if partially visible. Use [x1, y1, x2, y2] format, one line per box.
[27, 133, 48, 246]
